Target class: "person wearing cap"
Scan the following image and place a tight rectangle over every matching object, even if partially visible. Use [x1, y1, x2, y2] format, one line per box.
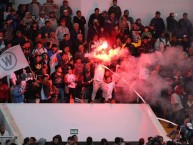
[28, 0, 41, 18]
[150, 11, 165, 39]
[48, 11, 58, 31]
[60, 0, 72, 17]
[23, 11, 34, 29]
[60, 9, 73, 30]
[108, 0, 122, 20]
[42, 0, 58, 17]
[37, 11, 49, 29]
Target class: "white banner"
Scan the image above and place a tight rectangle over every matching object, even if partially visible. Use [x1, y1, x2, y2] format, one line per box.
[0, 45, 29, 78]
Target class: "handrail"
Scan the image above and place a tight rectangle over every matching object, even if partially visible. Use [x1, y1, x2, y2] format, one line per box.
[0, 136, 17, 138]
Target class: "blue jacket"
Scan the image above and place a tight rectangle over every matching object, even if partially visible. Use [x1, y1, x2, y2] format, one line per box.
[13, 86, 24, 103]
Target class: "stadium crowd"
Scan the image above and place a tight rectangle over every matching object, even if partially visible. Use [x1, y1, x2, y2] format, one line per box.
[0, 0, 193, 127]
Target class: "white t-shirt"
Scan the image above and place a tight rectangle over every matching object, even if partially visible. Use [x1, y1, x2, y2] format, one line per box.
[94, 64, 105, 82]
[55, 26, 70, 40]
[171, 93, 184, 112]
[66, 74, 76, 88]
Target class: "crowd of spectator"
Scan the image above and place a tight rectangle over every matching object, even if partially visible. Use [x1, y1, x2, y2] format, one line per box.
[0, 0, 193, 127]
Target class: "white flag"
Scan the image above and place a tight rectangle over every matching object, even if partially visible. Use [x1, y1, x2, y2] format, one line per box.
[0, 45, 29, 78]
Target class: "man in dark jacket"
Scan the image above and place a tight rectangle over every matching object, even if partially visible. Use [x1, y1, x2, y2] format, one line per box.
[108, 0, 122, 20]
[150, 11, 165, 39]
[88, 8, 103, 28]
[166, 12, 178, 33]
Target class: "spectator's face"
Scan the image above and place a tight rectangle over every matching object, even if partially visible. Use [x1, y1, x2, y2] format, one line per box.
[33, 23, 38, 28]
[40, 13, 45, 18]
[79, 45, 84, 52]
[77, 34, 83, 41]
[29, 138, 36, 145]
[93, 35, 98, 41]
[46, 22, 51, 27]
[64, 46, 70, 52]
[126, 38, 131, 43]
[43, 54, 48, 60]
[77, 11, 81, 17]
[50, 13, 55, 18]
[64, 11, 69, 16]
[113, 1, 117, 5]
[42, 68, 47, 75]
[11, 10, 16, 15]
[68, 69, 72, 74]
[7, 44, 12, 48]
[63, 1, 68, 6]
[124, 11, 129, 16]
[36, 56, 41, 62]
[95, 10, 99, 16]
[21, 5, 27, 11]
[137, 19, 141, 24]
[156, 14, 160, 18]
[74, 24, 79, 30]
[0, 126, 5, 133]
[0, 32, 4, 38]
[188, 95, 193, 101]
[60, 21, 66, 26]
[37, 43, 42, 48]
[110, 13, 115, 19]
[52, 46, 57, 52]
[57, 67, 62, 73]
[17, 32, 22, 37]
[183, 14, 188, 20]
[64, 35, 70, 40]
[102, 12, 107, 17]
[144, 28, 149, 32]
[170, 13, 174, 18]
[62, 54, 68, 61]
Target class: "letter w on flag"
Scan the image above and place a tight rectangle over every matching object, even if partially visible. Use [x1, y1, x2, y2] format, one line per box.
[0, 45, 29, 78]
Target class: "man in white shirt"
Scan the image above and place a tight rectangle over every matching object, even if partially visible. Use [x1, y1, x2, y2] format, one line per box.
[171, 85, 185, 125]
[91, 61, 108, 103]
[0, 125, 10, 145]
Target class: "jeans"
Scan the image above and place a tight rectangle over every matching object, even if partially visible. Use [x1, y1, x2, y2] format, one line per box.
[91, 81, 108, 101]
[57, 87, 64, 103]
